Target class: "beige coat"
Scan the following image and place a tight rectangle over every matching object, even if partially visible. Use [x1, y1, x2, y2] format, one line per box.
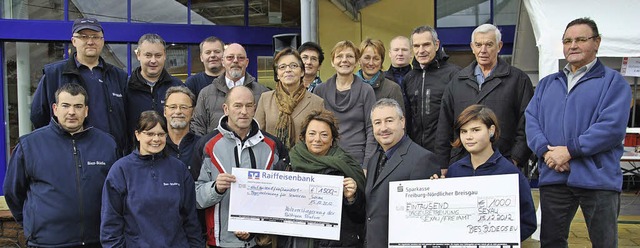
[255, 90, 325, 142]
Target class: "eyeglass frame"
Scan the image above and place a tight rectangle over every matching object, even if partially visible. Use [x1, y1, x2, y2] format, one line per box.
[224, 55, 247, 62]
[276, 63, 301, 71]
[562, 35, 599, 45]
[73, 34, 104, 41]
[140, 131, 167, 138]
[165, 104, 193, 111]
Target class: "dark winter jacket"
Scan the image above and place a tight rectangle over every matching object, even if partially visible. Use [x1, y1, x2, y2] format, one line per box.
[125, 67, 183, 140]
[30, 55, 128, 154]
[385, 64, 411, 87]
[185, 72, 216, 101]
[101, 150, 204, 248]
[166, 131, 201, 176]
[4, 119, 118, 247]
[402, 48, 461, 153]
[435, 58, 533, 168]
[446, 150, 537, 241]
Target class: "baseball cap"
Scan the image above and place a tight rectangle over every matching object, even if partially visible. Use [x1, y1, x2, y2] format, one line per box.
[72, 18, 103, 34]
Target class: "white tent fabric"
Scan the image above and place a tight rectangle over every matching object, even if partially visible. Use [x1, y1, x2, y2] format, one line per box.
[523, 0, 640, 79]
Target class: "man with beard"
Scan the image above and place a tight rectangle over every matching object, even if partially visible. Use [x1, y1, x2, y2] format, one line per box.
[185, 36, 226, 101]
[163, 85, 206, 241]
[163, 86, 201, 174]
[191, 43, 269, 136]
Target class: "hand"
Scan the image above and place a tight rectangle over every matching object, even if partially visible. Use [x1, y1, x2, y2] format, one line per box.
[343, 178, 357, 202]
[430, 174, 445, 179]
[215, 173, 236, 193]
[554, 162, 571, 172]
[545, 145, 571, 171]
[441, 169, 448, 177]
[234, 231, 250, 240]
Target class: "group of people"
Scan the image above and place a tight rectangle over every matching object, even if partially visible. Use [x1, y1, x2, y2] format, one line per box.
[2, 15, 630, 248]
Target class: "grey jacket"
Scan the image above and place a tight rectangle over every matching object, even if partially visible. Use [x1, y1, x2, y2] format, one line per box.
[191, 73, 269, 136]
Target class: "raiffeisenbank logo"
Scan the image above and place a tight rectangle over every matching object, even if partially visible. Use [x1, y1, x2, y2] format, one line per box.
[247, 171, 260, 180]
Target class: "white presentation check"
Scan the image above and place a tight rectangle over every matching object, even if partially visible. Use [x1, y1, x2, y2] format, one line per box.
[228, 168, 344, 240]
[389, 174, 521, 247]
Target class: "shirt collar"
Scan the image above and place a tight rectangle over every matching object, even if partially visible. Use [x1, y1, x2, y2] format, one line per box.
[563, 57, 598, 76]
[225, 76, 245, 89]
[382, 135, 408, 159]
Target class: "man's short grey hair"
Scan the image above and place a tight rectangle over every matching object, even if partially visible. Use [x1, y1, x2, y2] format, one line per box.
[138, 33, 166, 47]
[165, 86, 196, 105]
[411, 25, 439, 44]
[371, 98, 404, 118]
[472, 24, 502, 43]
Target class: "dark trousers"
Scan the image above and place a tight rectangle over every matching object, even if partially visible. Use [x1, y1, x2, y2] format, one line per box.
[539, 185, 620, 248]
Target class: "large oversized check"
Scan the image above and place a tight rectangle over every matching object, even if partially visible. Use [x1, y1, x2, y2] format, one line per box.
[389, 174, 520, 247]
[228, 168, 344, 240]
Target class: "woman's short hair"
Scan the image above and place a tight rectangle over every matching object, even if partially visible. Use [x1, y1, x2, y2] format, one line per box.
[330, 40, 361, 61]
[298, 41, 325, 65]
[299, 110, 340, 146]
[134, 110, 168, 149]
[272, 47, 305, 82]
[359, 38, 386, 65]
[452, 104, 500, 148]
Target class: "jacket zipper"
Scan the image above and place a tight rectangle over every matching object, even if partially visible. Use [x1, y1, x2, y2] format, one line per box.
[72, 139, 86, 244]
[421, 70, 426, 127]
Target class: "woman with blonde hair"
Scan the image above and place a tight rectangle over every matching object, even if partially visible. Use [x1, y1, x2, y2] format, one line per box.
[314, 40, 377, 167]
[356, 38, 404, 112]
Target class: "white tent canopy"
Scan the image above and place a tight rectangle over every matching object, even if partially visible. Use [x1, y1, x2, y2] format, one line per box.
[523, 0, 640, 79]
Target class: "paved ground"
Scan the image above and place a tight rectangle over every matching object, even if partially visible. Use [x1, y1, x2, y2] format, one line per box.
[522, 190, 640, 247]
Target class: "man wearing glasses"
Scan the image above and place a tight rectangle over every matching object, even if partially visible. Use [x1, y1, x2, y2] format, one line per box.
[31, 18, 128, 155]
[526, 17, 631, 247]
[192, 43, 268, 136]
[163, 86, 201, 175]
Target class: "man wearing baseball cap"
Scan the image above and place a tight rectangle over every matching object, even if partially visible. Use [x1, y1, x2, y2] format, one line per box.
[31, 17, 129, 155]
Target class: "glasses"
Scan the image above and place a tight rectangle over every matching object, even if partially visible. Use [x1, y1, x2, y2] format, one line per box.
[276, 63, 301, 70]
[165, 104, 193, 111]
[141, 131, 167, 138]
[562, 35, 598, 45]
[224, 55, 247, 62]
[73, 35, 104, 41]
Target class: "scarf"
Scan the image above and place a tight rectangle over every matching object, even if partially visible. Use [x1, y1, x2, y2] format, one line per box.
[274, 81, 306, 149]
[356, 70, 381, 86]
[289, 142, 366, 191]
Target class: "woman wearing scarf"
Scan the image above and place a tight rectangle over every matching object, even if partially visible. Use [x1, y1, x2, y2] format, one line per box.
[313, 40, 377, 168]
[356, 38, 405, 112]
[255, 47, 325, 149]
[278, 110, 366, 248]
